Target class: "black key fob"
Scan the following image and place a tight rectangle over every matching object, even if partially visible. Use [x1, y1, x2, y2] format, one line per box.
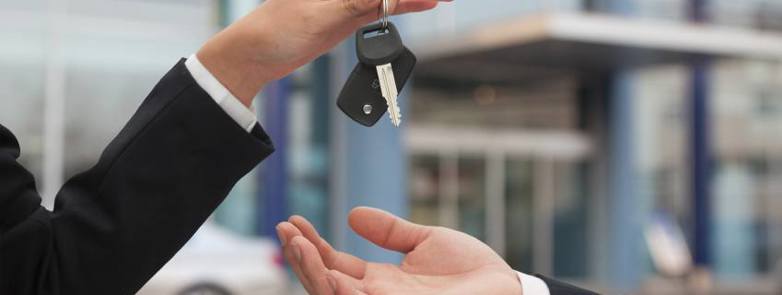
[336, 47, 417, 127]
[356, 22, 404, 66]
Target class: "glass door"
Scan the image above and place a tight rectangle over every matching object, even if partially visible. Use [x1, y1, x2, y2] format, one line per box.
[407, 127, 594, 277]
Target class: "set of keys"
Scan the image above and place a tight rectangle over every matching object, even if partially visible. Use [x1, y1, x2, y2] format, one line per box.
[337, 0, 416, 127]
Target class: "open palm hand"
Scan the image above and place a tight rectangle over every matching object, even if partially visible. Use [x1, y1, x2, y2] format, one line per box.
[276, 207, 521, 295]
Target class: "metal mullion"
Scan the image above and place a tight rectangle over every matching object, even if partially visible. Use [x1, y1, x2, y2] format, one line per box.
[439, 151, 460, 229]
[486, 150, 507, 256]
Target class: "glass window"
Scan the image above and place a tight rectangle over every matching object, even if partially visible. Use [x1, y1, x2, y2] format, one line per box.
[635, 65, 690, 224]
[708, 0, 782, 30]
[409, 155, 441, 226]
[458, 156, 487, 240]
[553, 161, 592, 278]
[505, 158, 535, 273]
[711, 60, 782, 278]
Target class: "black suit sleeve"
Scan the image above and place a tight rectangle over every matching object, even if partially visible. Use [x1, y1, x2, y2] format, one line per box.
[0, 59, 274, 295]
[536, 274, 600, 295]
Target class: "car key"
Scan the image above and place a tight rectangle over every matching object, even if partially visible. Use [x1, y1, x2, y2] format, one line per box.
[356, 21, 405, 127]
[336, 0, 417, 128]
[336, 47, 417, 127]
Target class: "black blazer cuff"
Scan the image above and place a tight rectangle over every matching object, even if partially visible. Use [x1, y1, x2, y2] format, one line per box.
[534, 274, 600, 295]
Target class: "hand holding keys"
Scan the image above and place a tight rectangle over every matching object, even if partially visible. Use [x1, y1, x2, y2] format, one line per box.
[337, 0, 417, 127]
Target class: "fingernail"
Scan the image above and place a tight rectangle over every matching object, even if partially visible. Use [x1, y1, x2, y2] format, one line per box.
[276, 225, 287, 246]
[293, 243, 302, 262]
[327, 274, 337, 291]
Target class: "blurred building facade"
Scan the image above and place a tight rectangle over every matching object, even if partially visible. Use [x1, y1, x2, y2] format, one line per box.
[2, 0, 782, 294]
[400, 0, 782, 293]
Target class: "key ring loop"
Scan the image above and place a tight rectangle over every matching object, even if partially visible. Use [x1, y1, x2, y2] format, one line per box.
[381, 0, 389, 30]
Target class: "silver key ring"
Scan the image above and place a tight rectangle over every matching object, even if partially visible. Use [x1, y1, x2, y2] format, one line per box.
[381, 0, 389, 30]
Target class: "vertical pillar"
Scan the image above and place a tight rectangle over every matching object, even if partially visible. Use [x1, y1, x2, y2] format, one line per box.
[607, 71, 643, 290]
[690, 58, 712, 267]
[689, 0, 712, 269]
[603, 0, 644, 290]
[259, 78, 291, 237]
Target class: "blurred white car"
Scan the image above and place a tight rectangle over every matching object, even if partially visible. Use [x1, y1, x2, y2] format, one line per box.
[138, 222, 288, 295]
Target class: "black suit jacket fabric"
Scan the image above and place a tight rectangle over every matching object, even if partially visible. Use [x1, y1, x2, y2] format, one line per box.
[537, 274, 600, 295]
[0, 59, 274, 295]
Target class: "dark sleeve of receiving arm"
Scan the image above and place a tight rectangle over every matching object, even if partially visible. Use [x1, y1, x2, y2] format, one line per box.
[536, 274, 600, 295]
[0, 59, 274, 295]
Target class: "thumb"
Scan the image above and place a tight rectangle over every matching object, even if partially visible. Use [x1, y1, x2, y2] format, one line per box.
[337, 0, 385, 17]
[348, 207, 431, 253]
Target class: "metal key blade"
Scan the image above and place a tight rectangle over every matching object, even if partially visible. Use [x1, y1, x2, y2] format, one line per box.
[376, 63, 401, 127]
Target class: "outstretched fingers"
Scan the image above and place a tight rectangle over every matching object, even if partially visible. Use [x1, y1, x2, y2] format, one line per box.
[291, 235, 336, 295]
[277, 222, 317, 294]
[289, 215, 369, 279]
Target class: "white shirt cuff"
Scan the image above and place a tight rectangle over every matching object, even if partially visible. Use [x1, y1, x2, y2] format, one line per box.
[517, 272, 550, 295]
[184, 54, 258, 133]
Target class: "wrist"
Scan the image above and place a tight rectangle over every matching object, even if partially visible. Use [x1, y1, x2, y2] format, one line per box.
[196, 26, 274, 107]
